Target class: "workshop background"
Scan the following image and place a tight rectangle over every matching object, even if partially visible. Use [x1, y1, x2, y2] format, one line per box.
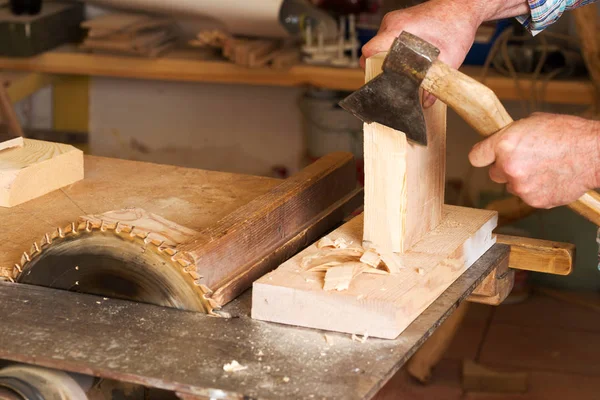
[1, 0, 600, 398]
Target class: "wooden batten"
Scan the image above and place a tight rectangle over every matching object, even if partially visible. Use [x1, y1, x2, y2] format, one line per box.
[363, 53, 446, 253]
[0, 139, 83, 207]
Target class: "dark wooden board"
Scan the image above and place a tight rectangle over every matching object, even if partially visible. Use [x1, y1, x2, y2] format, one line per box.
[0, 244, 508, 400]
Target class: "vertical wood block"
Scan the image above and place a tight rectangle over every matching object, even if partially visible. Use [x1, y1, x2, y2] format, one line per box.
[363, 53, 447, 253]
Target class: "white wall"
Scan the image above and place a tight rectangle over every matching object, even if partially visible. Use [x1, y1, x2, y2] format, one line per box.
[89, 78, 305, 177]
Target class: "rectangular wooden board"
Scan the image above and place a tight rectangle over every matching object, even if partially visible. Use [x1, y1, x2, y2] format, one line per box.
[0, 138, 83, 207]
[252, 205, 497, 339]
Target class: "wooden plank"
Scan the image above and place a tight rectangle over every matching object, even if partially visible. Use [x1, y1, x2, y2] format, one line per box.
[0, 155, 280, 279]
[0, 139, 83, 207]
[0, 245, 508, 400]
[467, 251, 514, 306]
[252, 206, 497, 339]
[0, 51, 594, 104]
[496, 234, 575, 276]
[363, 53, 446, 253]
[175, 152, 357, 294]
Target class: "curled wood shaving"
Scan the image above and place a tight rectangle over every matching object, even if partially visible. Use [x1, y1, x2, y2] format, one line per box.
[334, 237, 349, 249]
[360, 248, 381, 268]
[316, 236, 335, 249]
[223, 360, 247, 372]
[352, 332, 369, 343]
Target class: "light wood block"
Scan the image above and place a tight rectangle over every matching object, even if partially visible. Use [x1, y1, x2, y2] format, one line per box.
[252, 205, 497, 339]
[363, 53, 446, 253]
[0, 139, 83, 207]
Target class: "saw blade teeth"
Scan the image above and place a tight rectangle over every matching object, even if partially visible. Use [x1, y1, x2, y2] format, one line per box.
[99, 220, 107, 232]
[187, 271, 202, 280]
[175, 258, 190, 268]
[42, 233, 52, 246]
[57, 226, 65, 238]
[21, 252, 31, 263]
[114, 221, 122, 233]
[32, 242, 40, 254]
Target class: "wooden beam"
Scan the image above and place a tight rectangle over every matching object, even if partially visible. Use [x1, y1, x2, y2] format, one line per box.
[363, 53, 446, 253]
[0, 139, 83, 207]
[175, 152, 358, 306]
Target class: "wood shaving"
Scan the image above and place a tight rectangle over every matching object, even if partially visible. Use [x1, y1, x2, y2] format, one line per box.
[323, 265, 355, 291]
[302, 251, 361, 269]
[362, 266, 389, 275]
[324, 334, 335, 346]
[223, 360, 247, 372]
[334, 237, 349, 248]
[283, 376, 290, 383]
[316, 236, 335, 249]
[416, 267, 425, 275]
[379, 252, 403, 274]
[352, 332, 369, 343]
[360, 248, 381, 268]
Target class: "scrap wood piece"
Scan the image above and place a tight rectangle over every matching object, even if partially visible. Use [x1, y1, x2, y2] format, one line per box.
[462, 360, 528, 394]
[0, 139, 83, 208]
[223, 360, 247, 372]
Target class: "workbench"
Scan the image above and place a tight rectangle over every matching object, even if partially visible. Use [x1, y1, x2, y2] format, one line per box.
[0, 155, 509, 399]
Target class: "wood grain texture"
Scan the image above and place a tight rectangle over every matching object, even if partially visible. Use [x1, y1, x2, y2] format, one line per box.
[252, 205, 497, 339]
[363, 53, 446, 253]
[0, 155, 280, 279]
[496, 234, 575, 275]
[468, 252, 514, 306]
[0, 139, 83, 208]
[175, 152, 357, 292]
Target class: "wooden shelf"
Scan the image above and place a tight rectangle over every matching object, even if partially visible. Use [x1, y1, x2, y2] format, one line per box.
[0, 48, 595, 105]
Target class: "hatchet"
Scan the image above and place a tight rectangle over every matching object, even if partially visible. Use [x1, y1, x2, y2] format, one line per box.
[339, 31, 600, 226]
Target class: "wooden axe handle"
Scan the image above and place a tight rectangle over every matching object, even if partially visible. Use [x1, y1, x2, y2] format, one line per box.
[421, 60, 600, 226]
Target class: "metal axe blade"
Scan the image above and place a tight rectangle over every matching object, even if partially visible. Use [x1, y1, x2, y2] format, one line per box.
[338, 71, 427, 146]
[338, 31, 442, 146]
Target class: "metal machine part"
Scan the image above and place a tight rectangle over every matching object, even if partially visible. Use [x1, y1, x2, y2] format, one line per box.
[80, 0, 337, 39]
[0, 365, 91, 400]
[14, 222, 216, 314]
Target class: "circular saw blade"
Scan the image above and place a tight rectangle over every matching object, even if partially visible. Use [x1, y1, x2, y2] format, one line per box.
[13, 221, 218, 314]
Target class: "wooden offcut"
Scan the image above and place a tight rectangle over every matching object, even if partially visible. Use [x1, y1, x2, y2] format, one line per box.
[0, 139, 83, 207]
[363, 53, 447, 253]
[252, 206, 497, 339]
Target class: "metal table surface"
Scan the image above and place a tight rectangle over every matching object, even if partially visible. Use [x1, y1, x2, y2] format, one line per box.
[0, 244, 509, 400]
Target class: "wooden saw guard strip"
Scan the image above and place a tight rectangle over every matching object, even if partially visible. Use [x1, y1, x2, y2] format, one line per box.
[12, 152, 361, 313]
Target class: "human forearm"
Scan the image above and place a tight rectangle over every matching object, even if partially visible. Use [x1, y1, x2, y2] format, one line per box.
[468, 113, 600, 209]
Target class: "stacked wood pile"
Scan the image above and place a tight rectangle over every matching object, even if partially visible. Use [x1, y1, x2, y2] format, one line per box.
[190, 30, 300, 69]
[80, 13, 177, 58]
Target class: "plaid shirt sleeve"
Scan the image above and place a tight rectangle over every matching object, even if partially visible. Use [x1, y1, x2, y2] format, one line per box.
[516, 0, 596, 35]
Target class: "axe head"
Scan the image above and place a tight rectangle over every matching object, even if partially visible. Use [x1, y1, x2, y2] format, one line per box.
[339, 31, 440, 146]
